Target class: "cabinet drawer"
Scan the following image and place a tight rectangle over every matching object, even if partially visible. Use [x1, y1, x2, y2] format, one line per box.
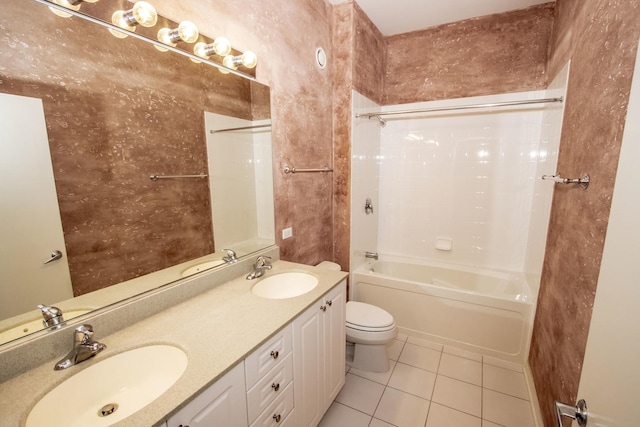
[247, 352, 293, 423]
[279, 409, 295, 427]
[245, 324, 292, 388]
[249, 382, 294, 427]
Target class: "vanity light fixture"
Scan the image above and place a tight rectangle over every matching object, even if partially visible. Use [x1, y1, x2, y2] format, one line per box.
[191, 37, 232, 64]
[48, 0, 98, 18]
[193, 37, 232, 58]
[220, 51, 258, 74]
[109, 1, 158, 39]
[156, 21, 199, 51]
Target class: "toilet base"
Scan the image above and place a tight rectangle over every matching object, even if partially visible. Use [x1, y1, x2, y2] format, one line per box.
[348, 342, 390, 372]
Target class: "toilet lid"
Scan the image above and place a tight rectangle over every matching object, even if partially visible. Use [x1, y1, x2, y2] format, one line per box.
[346, 301, 394, 329]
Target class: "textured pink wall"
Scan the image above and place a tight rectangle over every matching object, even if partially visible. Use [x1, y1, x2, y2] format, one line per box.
[332, 3, 355, 272]
[383, 4, 554, 104]
[529, 1, 640, 425]
[152, 0, 336, 266]
[332, 2, 386, 273]
[353, 3, 386, 105]
[1, 1, 262, 295]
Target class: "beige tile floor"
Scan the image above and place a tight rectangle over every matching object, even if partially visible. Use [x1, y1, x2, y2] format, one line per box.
[319, 334, 536, 427]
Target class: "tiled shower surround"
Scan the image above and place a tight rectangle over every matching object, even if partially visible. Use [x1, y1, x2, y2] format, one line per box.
[351, 89, 565, 274]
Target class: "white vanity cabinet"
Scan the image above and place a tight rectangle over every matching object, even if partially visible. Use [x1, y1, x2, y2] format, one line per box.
[245, 324, 294, 426]
[165, 325, 294, 427]
[165, 361, 248, 427]
[164, 281, 345, 427]
[293, 280, 346, 427]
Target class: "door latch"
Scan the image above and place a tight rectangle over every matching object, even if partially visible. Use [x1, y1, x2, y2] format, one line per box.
[43, 250, 63, 265]
[555, 399, 588, 427]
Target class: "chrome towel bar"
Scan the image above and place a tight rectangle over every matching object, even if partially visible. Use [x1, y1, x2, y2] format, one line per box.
[541, 173, 590, 189]
[283, 165, 333, 174]
[149, 174, 208, 180]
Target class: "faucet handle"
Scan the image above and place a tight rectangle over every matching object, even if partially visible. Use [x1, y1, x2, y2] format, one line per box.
[38, 304, 64, 328]
[74, 324, 95, 345]
[256, 255, 272, 268]
[222, 248, 238, 263]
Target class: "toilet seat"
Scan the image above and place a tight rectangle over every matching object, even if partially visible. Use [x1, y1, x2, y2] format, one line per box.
[346, 301, 395, 332]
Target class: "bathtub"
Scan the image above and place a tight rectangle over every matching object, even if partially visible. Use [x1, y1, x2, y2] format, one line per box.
[351, 257, 534, 363]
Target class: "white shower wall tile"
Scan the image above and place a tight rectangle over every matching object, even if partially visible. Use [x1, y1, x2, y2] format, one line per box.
[350, 91, 381, 273]
[377, 92, 548, 271]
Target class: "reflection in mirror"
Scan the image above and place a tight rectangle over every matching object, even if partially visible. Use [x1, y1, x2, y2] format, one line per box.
[0, 0, 274, 345]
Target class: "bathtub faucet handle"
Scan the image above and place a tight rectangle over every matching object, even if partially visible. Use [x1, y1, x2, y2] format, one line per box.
[365, 252, 379, 260]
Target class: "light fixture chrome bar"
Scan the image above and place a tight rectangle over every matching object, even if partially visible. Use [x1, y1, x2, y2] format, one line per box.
[210, 124, 271, 134]
[33, 0, 256, 81]
[356, 97, 563, 119]
[283, 165, 333, 174]
[149, 174, 208, 180]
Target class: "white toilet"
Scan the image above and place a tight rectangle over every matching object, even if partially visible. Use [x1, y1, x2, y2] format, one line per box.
[317, 261, 398, 372]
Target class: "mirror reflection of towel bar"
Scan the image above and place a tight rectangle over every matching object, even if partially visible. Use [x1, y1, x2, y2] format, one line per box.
[149, 174, 208, 180]
[541, 173, 590, 189]
[283, 165, 333, 174]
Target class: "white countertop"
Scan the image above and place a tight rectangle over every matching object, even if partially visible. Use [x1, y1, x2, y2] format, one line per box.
[0, 260, 347, 427]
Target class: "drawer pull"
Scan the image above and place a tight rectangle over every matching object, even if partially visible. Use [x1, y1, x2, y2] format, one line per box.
[320, 305, 326, 312]
[270, 350, 279, 359]
[271, 382, 280, 392]
[273, 414, 282, 423]
[327, 300, 332, 306]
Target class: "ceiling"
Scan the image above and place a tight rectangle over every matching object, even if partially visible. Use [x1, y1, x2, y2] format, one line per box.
[327, 0, 553, 36]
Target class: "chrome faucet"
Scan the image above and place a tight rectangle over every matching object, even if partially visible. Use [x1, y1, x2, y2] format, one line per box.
[54, 324, 106, 371]
[365, 251, 379, 260]
[222, 248, 238, 263]
[38, 304, 64, 328]
[246, 256, 272, 280]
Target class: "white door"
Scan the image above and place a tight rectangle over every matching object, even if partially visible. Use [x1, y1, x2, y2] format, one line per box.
[558, 41, 640, 427]
[0, 93, 72, 319]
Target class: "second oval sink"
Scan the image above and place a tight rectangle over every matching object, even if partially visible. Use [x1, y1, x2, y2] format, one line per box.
[252, 272, 319, 299]
[26, 345, 187, 427]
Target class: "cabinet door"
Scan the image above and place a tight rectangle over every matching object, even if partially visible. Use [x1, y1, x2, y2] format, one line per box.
[292, 300, 324, 427]
[324, 280, 346, 408]
[166, 362, 248, 427]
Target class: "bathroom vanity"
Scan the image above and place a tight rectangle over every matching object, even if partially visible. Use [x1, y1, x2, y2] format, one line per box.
[0, 256, 347, 427]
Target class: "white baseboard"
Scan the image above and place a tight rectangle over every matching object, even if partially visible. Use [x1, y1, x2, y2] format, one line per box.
[524, 362, 544, 427]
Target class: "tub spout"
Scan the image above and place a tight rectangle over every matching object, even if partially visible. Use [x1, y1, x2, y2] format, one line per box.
[365, 252, 379, 260]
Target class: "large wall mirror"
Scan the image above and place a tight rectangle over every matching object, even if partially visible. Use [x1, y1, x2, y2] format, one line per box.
[0, 0, 275, 346]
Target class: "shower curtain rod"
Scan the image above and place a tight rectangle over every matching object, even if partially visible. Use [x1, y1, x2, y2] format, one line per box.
[355, 97, 563, 120]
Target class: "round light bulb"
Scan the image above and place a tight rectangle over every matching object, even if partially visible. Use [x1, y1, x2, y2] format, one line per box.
[131, 2, 157, 27]
[212, 37, 232, 56]
[241, 51, 257, 69]
[222, 55, 238, 70]
[193, 42, 209, 58]
[110, 10, 134, 38]
[48, 0, 79, 18]
[157, 27, 175, 47]
[177, 21, 199, 43]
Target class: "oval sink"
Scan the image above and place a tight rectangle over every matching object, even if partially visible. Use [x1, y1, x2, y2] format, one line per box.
[252, 272, 319, 299]
[181, 259, 225, 277]
[27, 345, 187, 427]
